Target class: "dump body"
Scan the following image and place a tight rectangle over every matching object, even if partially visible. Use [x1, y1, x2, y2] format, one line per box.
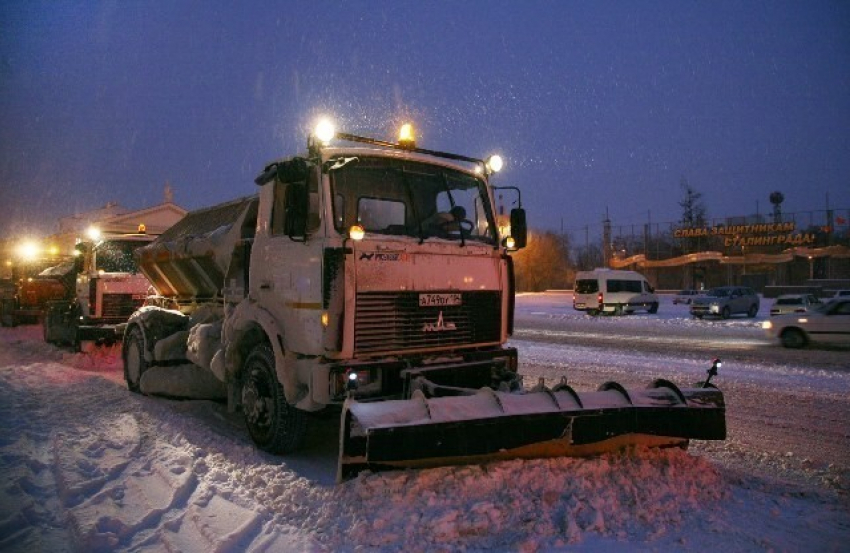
[136, 196, 259, 303]
[0, 261, 73, 327]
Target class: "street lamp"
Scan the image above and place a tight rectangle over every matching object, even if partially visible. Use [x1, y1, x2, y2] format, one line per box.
[808, 255, 813, 280]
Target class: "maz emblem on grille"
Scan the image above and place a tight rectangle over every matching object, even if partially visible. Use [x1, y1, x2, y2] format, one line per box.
[423, 311, 457, 332]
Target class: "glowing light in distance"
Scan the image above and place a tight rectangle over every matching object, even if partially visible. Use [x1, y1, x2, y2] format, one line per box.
[87, 227, 101, 241]
[17, 241, 40, 261]
[505, 236, 516, 249]
[314, 119, 335, 144]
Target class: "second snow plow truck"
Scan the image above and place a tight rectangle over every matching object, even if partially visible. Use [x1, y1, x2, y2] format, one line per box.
[125, 121, 726, 481]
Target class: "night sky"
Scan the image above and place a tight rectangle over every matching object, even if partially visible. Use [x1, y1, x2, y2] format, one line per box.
[1, 1, 848, 241]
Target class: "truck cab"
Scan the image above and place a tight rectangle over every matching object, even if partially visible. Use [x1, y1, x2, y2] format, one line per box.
[43, 230, 154, 349]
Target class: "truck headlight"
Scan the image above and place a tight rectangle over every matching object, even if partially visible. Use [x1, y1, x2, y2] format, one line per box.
[762, 321, 772, 330]
[710, 304, 720, 313]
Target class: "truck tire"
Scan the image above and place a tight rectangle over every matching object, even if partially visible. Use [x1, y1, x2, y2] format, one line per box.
[241, 344, 307, 454]
[747, 304, 758, 318]
[43, 304, 61, 344]
[123, 327, 149, 393]
[721, 306, 731, 319]
[42, 311, 52, 343]
[1, 299, 16, 327]
[648, 302, 659, 314]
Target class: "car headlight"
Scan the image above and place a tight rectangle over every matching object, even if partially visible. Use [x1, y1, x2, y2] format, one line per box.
[762, 321, 772, 330]
[710, 304, 720, 313]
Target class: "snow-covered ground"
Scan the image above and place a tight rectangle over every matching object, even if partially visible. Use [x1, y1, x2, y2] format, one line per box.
[1, 294, 848, 552]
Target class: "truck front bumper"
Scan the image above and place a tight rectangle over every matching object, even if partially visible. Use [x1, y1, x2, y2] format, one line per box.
[326, 347, 519, 403]
[76, 321, 124, 344]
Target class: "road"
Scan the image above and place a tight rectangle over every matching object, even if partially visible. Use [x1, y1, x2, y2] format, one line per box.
[510, 293, 850, 491]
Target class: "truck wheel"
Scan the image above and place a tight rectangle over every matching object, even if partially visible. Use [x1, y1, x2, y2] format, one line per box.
[648, 302, 659, 314]
[42, 311, 53, 344]
[613, 305, 623, 316]
[721, 306, 731, 319]
[123, 327, 148, 393]
[241, 344, 306, 454]
[747, 304, 758, 318]
[1, 299, 15, 327]
[780, 328, 806, 349]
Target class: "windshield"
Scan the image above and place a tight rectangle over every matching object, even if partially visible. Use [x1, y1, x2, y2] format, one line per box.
[328, 156, 498, 245]
[776, 297, 803, 305]
[95, 239, 146, 273]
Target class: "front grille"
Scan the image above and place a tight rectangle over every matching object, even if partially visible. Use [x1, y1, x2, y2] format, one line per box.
[354, 291, 501, 354]
[101, 293, 144, 319]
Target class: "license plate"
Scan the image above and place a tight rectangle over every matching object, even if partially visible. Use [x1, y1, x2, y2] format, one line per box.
[419, 293, 462, 307]
[575, 303, 585, 308]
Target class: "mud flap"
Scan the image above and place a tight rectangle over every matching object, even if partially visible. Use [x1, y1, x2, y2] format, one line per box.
[338, 379, 725, 481]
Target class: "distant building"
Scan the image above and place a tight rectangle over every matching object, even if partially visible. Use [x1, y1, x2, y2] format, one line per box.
[49, 184, 187, 255]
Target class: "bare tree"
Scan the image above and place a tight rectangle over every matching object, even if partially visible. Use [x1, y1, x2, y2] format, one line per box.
[678, 177, 706, 227]
[678, 177, 708, 252]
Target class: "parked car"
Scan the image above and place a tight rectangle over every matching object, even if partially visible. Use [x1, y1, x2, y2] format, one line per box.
[763, 298, 850, 348]
[573, 269, 659, 315]
[672, 289, 701, 305]
[690, 286, 760, 319]
[769, 294, 822, 316]
[832, 290, 850, 299]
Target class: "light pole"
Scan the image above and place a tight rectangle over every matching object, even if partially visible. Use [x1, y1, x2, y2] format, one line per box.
[808, 256, 813, 281]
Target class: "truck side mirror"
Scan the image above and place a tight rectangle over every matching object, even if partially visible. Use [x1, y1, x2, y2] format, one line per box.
[277, 158, 309, 183]
[510, 208, 527, 249]
[73, 244, 88, 274]
[255, 157, 310, 186]
[284, 182, 308, 241]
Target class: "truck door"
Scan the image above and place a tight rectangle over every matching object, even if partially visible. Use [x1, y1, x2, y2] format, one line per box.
[252, 168, 324, 355]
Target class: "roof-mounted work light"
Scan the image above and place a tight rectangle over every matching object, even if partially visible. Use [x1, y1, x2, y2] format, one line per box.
[398, 123, 416, 149]
[314, 119, 336, 145]
[486, 155, 504, 174]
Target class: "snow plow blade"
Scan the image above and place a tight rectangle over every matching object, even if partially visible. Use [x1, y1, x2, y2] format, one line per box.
[338, 379, 725, 481]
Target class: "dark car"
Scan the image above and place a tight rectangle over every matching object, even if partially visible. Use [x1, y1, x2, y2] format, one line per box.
[690, 286, 760, 319]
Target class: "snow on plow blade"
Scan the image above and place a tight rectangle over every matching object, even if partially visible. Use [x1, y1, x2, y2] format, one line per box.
[338, 379, 725, 481]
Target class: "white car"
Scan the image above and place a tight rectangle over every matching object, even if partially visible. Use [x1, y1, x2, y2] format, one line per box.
[763, 298, 850, 348]
[832, 290, 850, 299]
[769, 294, 822, 316]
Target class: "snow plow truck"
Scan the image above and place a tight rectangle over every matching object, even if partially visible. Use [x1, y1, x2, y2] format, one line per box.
[124, 121, 726, 481]
[43, 229, 154, 350]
